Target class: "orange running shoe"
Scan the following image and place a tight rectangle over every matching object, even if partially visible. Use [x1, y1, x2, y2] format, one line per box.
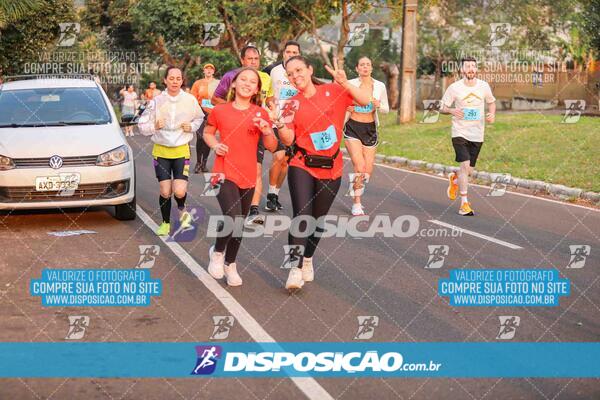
[447, 172, 458, 200]
[459, 202, 474, 216]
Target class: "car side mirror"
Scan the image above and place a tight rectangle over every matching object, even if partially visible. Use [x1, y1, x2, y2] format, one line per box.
[120, 115, 136, 126]
[120, 104, 146, 126]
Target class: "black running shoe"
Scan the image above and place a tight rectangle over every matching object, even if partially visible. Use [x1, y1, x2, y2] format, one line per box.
[265, 193, 278, 212]
[245, 207, 264, 225]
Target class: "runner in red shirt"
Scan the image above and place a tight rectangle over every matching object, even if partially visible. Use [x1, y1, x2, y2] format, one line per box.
[275, 56, 371, 290]
[203, 67, 277, 286]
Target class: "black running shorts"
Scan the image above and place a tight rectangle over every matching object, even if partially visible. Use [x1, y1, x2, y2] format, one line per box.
[343, 119, 378, 147]
[153, 157, 190, 181]
[452, 137, 483, 167]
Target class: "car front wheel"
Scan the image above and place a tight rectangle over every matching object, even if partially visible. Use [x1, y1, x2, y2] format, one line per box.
[115, 195, 136, 220]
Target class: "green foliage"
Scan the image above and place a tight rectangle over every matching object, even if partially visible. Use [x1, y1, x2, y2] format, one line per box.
[0, 0, 41, 28]
[0, 0, 75, 75]
[185, 48, 239, 81]
[344, 29, 399, 81]
[581, 0, 600, 56]
[416, 0, 591, 77]
[81, 0, 143, 51]
[417, 0, 467, 77]
[129, 0, 206, 60]
[130, 0, 206, 46]
[378, 111, 600, 191]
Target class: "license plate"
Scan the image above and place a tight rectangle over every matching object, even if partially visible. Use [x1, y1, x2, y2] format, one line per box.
[35, 173, 81, 193]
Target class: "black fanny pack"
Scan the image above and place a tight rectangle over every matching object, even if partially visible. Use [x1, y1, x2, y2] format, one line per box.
[293, 145, 340, 169]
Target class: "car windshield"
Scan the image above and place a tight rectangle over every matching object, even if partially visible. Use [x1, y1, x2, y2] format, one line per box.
[0, 87, 111, 127]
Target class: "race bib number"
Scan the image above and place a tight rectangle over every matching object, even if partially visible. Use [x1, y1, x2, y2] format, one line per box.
[309, 125, 337, 151]
[354, 102, 373, 113]
[279, 87, 298, 100]
[201, 99, 214, 109]
[463, 108, 481, 121]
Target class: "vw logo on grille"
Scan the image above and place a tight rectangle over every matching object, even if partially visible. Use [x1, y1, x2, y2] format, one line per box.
[49, 155, 63, 169]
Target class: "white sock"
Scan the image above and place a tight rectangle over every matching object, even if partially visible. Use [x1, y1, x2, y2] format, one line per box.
[269, 186, 280, 195]
[460, 193, 468, 205]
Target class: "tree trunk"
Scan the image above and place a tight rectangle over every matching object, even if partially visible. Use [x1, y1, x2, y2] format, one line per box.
[218, 4, 240, 62]
[151, 35, 180, 68]
[434, 56, 442, 98]
[336, 0, 351, 68]
[381, 62, 400, 109]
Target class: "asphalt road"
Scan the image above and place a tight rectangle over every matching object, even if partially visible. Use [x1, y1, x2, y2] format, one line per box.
[0, 132, 598, 399]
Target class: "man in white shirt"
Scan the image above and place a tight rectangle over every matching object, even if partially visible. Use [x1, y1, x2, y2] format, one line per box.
[264, 40, 301, 212]
[441, 57, 496, 216]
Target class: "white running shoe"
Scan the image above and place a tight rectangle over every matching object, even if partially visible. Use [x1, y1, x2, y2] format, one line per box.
[302, 257, 314, 282]
[208, 245, 224, 279]
[351, 203, 365, 216]
[245, 210, 265, 226]
[285, 267, 304, 290]
[224, 262, 242, 286]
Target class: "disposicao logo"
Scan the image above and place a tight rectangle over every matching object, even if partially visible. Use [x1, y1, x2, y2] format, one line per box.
[190, 345, 443, 377]
[191, 345, 222, 375]
[223, 350, 405, 373]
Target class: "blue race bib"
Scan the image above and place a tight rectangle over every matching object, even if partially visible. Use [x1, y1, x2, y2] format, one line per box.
[354, 102, 374, 113]
[463, 108, 481, 121]
[279, 87, 298, 100]
[309, 125, 337, 151]
[201, 99, 214, 109]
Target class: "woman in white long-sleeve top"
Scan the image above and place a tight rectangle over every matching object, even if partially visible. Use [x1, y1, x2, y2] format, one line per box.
[138, 66, 204, 236]
[344, 56, 390, 216]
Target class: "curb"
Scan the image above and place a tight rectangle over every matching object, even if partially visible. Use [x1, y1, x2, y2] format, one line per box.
[340, 149, 600, 205]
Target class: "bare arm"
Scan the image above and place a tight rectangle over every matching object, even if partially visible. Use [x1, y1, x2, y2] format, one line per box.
[486, 101, 496, 123]
[441, 105, 464, 119]
[440, 87, 463, 118]
[203, 123, 228, 155]
[340, 80, 371, 106]
[263, 132, 278, 152]
[325, 63, 371, 106]
[253, 115, 278, 152]
[273, 122, 292, 147]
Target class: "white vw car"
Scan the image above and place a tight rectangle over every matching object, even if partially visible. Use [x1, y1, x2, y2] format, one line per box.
[0, 77, 136, 220]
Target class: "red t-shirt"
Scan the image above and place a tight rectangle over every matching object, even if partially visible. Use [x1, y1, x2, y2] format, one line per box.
[206, 102, 270, 189]
[287, 83, 354, 180]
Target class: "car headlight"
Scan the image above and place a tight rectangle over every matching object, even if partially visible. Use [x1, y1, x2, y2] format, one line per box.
[0, 155, 15, 170]
[96, 145, 129, 166]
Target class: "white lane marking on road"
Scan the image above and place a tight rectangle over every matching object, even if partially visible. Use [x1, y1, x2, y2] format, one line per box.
[136, 206, 333, 400]
[428, 219, 523, 250]
[359, 158, 599, 213]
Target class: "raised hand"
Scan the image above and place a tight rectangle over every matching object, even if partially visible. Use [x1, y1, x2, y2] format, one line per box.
[324, 56, 348, 85]
[253, 117, 274, 135]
